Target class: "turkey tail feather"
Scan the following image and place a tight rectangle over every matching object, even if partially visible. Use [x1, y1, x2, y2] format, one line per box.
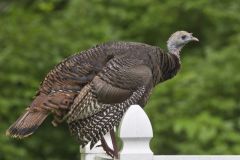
[6, 109, 48, 138]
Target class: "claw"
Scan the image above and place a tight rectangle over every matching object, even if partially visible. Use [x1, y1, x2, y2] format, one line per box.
[96, 144, 102, 148]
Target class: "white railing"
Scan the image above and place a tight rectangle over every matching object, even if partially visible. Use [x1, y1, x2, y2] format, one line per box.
[80, 105, 240, 160]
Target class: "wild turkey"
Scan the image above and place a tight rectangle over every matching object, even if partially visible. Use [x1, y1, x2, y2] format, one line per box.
[6, 31, 198, 158]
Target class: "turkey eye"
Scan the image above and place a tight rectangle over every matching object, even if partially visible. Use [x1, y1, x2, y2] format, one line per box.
[181, 35, 187, 40]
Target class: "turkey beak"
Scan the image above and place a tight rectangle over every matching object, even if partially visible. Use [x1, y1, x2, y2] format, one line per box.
[191, 36, 199, 42]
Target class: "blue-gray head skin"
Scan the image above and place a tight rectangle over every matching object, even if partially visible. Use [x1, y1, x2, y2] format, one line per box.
[167, 31, 199, 56]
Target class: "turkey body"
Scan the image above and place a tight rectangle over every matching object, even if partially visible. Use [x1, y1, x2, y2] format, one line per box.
[6, 41, 180, 148]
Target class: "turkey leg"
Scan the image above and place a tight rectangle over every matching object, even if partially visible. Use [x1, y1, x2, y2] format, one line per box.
[110, 129, 119, 159]
[100, 136, 114, 158]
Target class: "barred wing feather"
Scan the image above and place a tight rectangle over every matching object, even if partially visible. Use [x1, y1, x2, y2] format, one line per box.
[67, 57, 153, 148]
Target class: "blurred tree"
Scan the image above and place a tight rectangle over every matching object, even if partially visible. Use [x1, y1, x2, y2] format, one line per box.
[0, 0, 240, 159]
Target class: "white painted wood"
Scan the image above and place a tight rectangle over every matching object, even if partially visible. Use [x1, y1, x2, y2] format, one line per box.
[153, 155, 240, 160]
[80, 132, 113, 160]
[80, 105, 239, 160]
[119, 105, 153, 160]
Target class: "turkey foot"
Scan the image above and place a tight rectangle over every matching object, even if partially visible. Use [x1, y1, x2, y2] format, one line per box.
[97, 130, 119, 159]
[110, 129, 119, 159]
[100, 136, 114, 158]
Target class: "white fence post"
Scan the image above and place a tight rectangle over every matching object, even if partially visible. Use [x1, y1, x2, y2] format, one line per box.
[79, 105, 240, 160]
[80, 104, 153, 160]
[119, 105, 153, 160]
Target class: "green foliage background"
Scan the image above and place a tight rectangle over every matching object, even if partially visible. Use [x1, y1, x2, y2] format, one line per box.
[0, 0, 240, 159]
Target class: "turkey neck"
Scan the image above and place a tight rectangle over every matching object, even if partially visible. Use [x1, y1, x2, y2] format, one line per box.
[152, 48, 181, 86]
[169, 48, 181, 59]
